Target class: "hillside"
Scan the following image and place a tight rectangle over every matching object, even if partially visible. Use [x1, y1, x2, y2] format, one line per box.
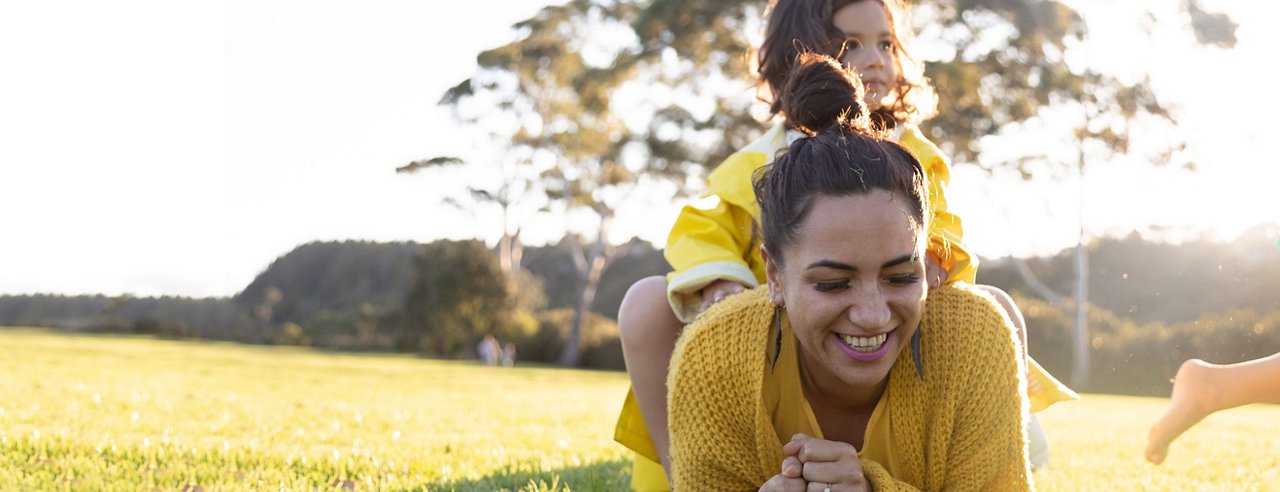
[1, 225, 1276, 384]
[3, 229, 1277, 331]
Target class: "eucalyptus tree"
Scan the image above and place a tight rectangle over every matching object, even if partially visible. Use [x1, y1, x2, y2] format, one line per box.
[438, 1, 761, 366]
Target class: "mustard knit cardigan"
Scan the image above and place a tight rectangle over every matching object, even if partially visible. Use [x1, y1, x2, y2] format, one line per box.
[667, 284, 1033, 491]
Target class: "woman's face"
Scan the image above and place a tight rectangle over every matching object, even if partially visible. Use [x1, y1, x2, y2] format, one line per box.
[765, 191, 925, 399]
[833, 0, 898, 110]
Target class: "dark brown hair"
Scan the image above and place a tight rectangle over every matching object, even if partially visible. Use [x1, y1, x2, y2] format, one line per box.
[754, 53, 929, 266]
[757, 0, 936, 126]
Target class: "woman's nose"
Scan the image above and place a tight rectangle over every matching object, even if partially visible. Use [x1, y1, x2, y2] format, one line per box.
[846, 289, 892, 331]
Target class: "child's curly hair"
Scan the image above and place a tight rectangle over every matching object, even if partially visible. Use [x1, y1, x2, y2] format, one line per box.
[757, 0, 938, 127]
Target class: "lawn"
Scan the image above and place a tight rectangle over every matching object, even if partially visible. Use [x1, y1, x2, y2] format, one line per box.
[1, 328, 1277, 490]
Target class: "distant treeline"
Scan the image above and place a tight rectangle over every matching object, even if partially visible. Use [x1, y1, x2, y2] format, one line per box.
[985, 226, 1280, 395]
[2, 225, 1277, 395]
[0, 239, 670, 365]
[1018, 293, 1280, 397]
[0, 294, 240, 338]
[981, 228, 1280, 325]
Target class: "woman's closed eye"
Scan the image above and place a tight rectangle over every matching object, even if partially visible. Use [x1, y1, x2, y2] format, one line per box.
[814, 273, 918, 291]
[814, 280, 850, 292]
[888, 273, 922, 286]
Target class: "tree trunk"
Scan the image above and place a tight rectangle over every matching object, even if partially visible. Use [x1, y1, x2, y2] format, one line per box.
[498, 197, 515, 274]
[510, 230, 524, 273]
[559, 209, 612, 367]
[497, 194, 524, 276]
[1072, 240, 1090, 388]
[498, 233, 513, 274]
[1071, 128, 1091, 389]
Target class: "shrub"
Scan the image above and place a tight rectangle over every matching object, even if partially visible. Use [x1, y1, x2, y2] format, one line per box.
[517, 309, 622, 369]
[272, 322, 311, 347]
[1018, 291, 1280, 396]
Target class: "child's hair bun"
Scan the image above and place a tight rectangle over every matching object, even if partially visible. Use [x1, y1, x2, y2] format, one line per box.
[780, 52, 870, 136]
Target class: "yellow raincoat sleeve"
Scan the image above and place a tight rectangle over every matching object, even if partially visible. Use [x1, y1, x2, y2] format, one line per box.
[663, 150, 770, 324]
[899, 125, 977, 285]
[663, 124, 786, 324]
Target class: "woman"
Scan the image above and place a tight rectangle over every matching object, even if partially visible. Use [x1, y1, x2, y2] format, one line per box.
[666, 55, 1032, 490]
[617, 0, 1070, 485]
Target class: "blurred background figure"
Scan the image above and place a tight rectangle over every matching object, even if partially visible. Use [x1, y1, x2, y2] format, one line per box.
[503, 342, 517, 368]
[1146, 352, 1280, 464]
[477, 334, 501, 366]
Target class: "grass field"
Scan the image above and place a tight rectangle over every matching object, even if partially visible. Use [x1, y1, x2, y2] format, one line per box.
[2, 328, 1278, 490]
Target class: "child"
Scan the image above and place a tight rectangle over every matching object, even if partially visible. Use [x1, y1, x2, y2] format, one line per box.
[502, 341, 517, 367]
[615, 0, 1075, 488]
[1146, 353, 1280, 464]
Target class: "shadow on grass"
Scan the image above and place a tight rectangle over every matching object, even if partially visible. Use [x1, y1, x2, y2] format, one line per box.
[424, 458, 631, 491]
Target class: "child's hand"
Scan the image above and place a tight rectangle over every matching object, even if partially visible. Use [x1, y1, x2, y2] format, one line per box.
[700, 279, 746, 312]
[926, 253, 947, 290]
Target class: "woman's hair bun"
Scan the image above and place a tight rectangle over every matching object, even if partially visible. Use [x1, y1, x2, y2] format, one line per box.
[779, 52, 870, 135]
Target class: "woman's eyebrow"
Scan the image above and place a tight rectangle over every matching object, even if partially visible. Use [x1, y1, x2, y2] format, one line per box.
[882, 253, 916, 269]
[805, 259, 855, 271]
[804, 254, 916, 272]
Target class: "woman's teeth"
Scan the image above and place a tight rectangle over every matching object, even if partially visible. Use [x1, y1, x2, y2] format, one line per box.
[839, 333, 887, 352]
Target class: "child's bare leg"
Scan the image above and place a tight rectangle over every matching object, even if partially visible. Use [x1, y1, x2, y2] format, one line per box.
[976, 285, 1029, 361]
[1146, 353, 1280, 464]
[618, 275, 683, 476]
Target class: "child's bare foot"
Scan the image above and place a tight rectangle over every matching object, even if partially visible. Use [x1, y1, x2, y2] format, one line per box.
[1146, 359, 1220, 464]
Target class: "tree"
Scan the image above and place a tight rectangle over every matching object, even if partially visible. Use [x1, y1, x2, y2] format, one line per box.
[1061, 2, 1235, 386]
[930, 1, 1235, 387]
[447, 2, 632, 367]
[438, 1, 764, 366]
[400, 239, 538, 356]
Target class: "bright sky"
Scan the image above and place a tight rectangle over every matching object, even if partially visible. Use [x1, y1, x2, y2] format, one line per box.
[1, 0, 1276, 298]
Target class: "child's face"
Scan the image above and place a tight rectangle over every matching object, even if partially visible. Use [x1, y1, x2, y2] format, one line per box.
[833, 0, 899, 110]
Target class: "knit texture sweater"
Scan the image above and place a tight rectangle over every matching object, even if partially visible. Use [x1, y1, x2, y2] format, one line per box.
[667, 284, 1033, 491]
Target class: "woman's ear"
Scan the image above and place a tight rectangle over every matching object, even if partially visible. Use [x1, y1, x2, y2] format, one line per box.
[762, 246, 785, 307]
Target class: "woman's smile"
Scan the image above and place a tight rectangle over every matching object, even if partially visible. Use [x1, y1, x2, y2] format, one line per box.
[832, 331, 892, 361]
